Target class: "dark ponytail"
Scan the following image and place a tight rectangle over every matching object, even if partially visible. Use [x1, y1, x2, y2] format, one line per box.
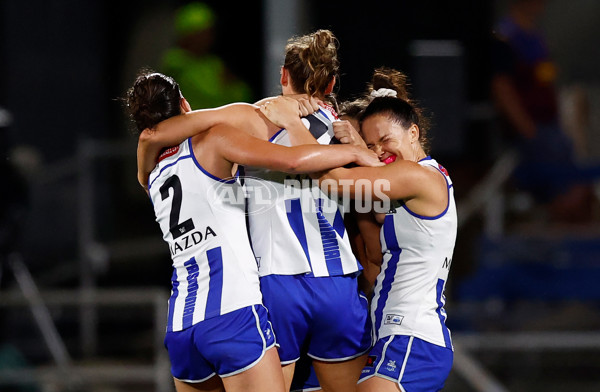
[125, 71, 183, 134]
[361, 67, 431, 153]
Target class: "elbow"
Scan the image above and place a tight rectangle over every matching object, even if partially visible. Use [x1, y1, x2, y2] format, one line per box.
[138, 128, 155, 146]
[369, 255, 383, 267]
[365, 249, 383, 267]
[283, 155, 305, 174]
[137, 171, 149, 190]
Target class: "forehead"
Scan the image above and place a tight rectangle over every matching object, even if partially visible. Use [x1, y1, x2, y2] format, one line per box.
[361, 114, 402, 142]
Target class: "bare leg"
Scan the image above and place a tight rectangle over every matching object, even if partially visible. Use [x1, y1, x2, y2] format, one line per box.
[173, 375, 224, 392]
[221, 347, 286, 392]
[281, 362, 296, 392]
[313, 354, 367, 392]
[357, 376, 401, 392]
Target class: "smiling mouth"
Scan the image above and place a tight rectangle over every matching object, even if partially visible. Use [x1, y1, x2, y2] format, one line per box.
[382, 155, 397, 164]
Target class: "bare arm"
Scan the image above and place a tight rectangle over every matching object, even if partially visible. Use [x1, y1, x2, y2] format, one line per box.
[318, 160, 448, 217]
[355, 211, 383, 270]
[346, 210, 382, 297]
[137, 103, 272, 188]
[259, 95, 321, 146]
[284, 116, 319, 146]
[319, 161, 431, 201]
[211, 124, 380, 174]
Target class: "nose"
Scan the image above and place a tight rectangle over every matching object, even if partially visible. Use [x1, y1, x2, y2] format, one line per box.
[372, 144, 383, 157]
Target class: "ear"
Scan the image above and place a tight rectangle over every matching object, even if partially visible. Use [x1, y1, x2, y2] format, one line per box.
[180, 97, 192, 113]
[324, 77, 336, 95]
[409, 124, 420, 143]
[280, 66, 289, 87]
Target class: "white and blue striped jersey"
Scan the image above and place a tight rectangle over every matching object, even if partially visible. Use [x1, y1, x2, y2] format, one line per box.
[244, 105, 362, 277]
[148, 138, 262, 332]
[371, 157, 457, 350]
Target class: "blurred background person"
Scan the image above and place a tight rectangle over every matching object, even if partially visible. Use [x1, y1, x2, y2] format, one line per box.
[490, 0, 597, 223]
[161, 2, 253, 109]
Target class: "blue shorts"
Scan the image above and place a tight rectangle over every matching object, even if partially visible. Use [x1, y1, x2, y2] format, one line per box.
[359, 335, 453, 392]
[164, 304, 276, 382]
[260, 274, 371, 363]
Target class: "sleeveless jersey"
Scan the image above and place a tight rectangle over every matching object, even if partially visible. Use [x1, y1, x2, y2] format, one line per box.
[371, 157, 457, 350]
[244, 106, 362, 277]
[148, 138, 262, 332]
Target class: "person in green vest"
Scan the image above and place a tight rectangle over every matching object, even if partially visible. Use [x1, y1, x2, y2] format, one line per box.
[162, 2, 253, 109]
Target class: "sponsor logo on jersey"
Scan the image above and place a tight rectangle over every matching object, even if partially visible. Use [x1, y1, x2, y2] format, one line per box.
[158, 146, 179, 162]
[384, 314, 404, 325]
[170, 226, 217, 256]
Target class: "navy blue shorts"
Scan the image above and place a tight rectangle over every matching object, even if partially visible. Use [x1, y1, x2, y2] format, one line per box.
[164, 304, 276, 382]
[359, 335, 453, 392]
[260, 274, 371, 364]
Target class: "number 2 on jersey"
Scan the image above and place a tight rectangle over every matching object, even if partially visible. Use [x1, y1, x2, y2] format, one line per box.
[160, 175, 195, 239]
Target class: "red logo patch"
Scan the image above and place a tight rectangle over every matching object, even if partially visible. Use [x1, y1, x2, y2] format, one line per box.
[438, 164, 449, 176]
[365, 355, 377, 367]
[320, 102, 338, 119]
[158, 146, 179, 162]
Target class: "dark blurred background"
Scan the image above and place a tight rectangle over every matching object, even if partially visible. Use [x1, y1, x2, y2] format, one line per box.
[1, 0, 600, 391]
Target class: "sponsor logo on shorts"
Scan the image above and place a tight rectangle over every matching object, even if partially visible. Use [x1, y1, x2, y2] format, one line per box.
[264, 327, 272, 340]
[365, 355, 377, 368]
[386, 359, 397, 372]
[384, 314, 404, 325]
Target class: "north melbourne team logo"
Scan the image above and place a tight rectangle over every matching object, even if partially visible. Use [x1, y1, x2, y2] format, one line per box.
[386, 360, 397, 372]
[384, 314, 404, 325]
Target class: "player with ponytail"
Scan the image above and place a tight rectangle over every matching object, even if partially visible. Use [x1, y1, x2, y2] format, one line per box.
[135, 30, 377, 392]
[126, 71, 379, 392]
[318, 68, 456, 392]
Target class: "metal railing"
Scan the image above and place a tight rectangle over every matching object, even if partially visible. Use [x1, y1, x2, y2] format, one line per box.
[0, 287, 172, 391]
